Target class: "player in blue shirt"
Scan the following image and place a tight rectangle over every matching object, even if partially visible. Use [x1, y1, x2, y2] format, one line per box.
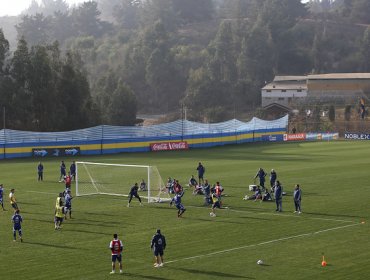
[255, 168, 267, 191]
[151, 229, 166, 268]
[197, 162, 205, 184]
[59, 161, 66, 182]
[127, 183, 142, 207]
[38, 162, 44, 181]
[0, 184, 6, 210]
[170, 191, 186, 218]
[64, 190, 73, 219]
[70, 161, 76, 181]
[12, 209, 23, 242]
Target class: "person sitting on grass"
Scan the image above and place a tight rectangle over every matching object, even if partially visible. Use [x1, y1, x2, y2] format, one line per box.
[243, 186, 262, 201]
[188, 175, 198, 190]
[140, 179, 147, 191]
[166, 177, 174, 194]
[261, 189, 272, 202]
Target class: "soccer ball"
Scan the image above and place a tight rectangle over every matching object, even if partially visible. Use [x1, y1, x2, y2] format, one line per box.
[209, 212, 216, 217]
[257, 260, 263, 265]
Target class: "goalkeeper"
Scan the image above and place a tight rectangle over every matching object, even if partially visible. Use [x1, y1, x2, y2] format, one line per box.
[127, 183, 143, 207]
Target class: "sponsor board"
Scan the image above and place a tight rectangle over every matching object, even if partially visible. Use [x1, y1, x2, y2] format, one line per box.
[261, 135, 284, 142]
[150, 141, 189, 151]
[283, 133, 306, 141]
[32, 147, 80, 157]
[344, 133, 370, 140]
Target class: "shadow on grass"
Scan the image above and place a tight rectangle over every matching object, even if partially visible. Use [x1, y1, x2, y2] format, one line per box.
[63, 228, 108, 236]
[23, 240, 80, 250]
[168, 267, 254, 279]
[85, 212, 117, 217]
[123, 272, 171, 280]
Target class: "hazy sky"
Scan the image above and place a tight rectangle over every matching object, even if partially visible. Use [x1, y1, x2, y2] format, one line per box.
[0, 0, 86, 17]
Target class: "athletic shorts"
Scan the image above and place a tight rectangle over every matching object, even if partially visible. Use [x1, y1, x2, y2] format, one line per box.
[212, 201, 221, 209]
[112, 254, 122, 262]
[154, 248, 164, 256]
[55, 216, 64, 223]
[176, 204, 185, 211]
[11, 203, 18, 209]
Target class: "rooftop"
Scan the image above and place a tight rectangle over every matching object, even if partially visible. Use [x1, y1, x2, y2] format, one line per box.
[262, 82, 307, 90]
[308, 73, 370, 80]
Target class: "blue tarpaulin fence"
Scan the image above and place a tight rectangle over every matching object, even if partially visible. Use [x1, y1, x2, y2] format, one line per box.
[0, 115, 288, 159]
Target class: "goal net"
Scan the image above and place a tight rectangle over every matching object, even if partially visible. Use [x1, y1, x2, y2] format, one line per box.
[75, 161, 170, 203]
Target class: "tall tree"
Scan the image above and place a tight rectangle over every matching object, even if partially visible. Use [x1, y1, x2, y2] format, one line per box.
[0, 28, 10, 74]
[28, 45, 56, 130]
[171, 0, 213, 23]
[108, 81, 137, 125]
[16, 13, 52, 46]
[208, 20, 237, 82]
[72, 1, 112, 37]
[361, 27, 370, 72]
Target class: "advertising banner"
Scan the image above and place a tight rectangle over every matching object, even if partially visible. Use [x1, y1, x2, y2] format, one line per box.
[283, 133, 306, 141]
[344, 133, 370, 140]
[32, 147, 80, 157]
[261, 134, 284, 142]
[150, 141, 189, 151]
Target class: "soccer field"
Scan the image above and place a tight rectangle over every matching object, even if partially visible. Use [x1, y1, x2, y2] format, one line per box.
[0, 141, 369, 280]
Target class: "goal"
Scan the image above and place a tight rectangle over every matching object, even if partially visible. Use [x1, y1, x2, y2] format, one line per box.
[75, 161, 170, 203]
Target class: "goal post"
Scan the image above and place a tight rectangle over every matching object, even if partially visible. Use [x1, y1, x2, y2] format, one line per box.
[75, 161, 170, 203]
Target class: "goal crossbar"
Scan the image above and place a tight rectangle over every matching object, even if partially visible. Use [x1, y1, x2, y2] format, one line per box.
[75, 161, 170, 203]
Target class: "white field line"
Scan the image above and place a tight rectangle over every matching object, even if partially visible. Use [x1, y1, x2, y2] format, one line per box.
[188, 205, 358, 224]
[166, 223, 361, 264]
[26, 190, 58, 195]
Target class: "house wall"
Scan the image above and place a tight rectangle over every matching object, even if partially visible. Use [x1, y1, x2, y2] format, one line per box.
[262, 89, 307, 107]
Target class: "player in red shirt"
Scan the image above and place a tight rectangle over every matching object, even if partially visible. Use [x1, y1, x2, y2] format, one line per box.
[109, 233, 123, 274]
[64, 172, 72, 189]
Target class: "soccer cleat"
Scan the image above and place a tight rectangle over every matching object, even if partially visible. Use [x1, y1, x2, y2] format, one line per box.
[127, 203, 130, 207]
[298, 211, 302, 214]
[119, 270, 123, 274]
[110, 271, 115, 274]
[154, 263, 159, 268]
[159, 263, 163, 267]
[13, 239, 16, 242]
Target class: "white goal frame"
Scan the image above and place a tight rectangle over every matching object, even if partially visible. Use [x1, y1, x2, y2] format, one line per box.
[75, 161, 169, 203]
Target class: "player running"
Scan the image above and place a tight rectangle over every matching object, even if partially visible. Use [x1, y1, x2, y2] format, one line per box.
[170, 191, 186, 218]
[64, 189, 73, 219]
[127, 183, 142, 207]
[12, 209, 23, 242]
[54, 200, 64, 230]
[0, 184, 6, 210]
[109, 233, 123, 274]
[9, 188, 18, 210]
[210, 192, 221, 217]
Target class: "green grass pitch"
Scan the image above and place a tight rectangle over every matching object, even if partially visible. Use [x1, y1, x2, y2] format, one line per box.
[0, 141, 369, 280]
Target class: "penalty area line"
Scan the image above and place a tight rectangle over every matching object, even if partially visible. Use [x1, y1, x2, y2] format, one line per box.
[26, 190, 58, 195]
[165, 223, 361, 264]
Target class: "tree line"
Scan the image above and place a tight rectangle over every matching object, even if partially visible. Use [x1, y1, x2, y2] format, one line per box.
[1, 0, 370, 130]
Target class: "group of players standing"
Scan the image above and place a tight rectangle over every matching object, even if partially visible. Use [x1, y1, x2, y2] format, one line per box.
[253, 167, 302, 213]
[0, 184, 23, 242]
[54, 161, 75, 230]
